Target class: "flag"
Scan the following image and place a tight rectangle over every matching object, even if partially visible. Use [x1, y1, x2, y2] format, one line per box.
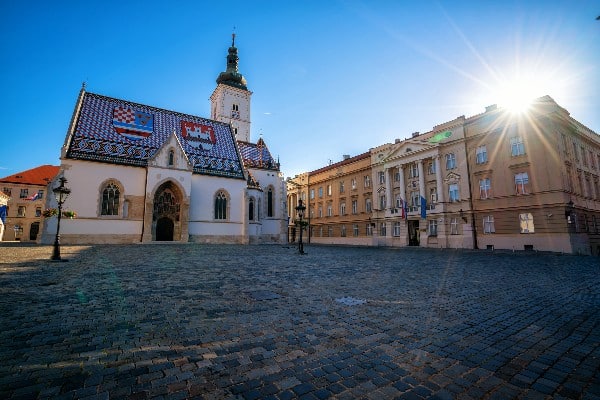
[403, 198, 408, 219]
[26, 192, 40, 201]
[113, 107, 153, 140]
[0, 205, 6, 224]
[400, 198, 405, 219]
[420, 196, 427, 219]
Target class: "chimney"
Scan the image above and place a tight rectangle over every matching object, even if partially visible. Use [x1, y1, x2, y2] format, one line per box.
[343, 154, 350, 160]
[485, 104, 497, 112]
[411, 132, 420, 138]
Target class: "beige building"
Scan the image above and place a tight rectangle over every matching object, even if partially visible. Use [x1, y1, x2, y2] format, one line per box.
[286, 96, 599, 255]
[0, 165, 60, 241]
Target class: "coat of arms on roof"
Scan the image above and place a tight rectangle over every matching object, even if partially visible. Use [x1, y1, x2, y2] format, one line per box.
[181, 121, 216, 151]
[112, 107, 153, 140]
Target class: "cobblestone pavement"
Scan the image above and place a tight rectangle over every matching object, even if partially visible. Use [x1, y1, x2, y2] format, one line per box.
[0, 243, 599, 400]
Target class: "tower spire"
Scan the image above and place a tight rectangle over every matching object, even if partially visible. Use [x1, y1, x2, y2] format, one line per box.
[216, 34, 248, 90]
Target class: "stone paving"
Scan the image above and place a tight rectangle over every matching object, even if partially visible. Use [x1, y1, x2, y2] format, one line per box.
[0, 243, 599, 400]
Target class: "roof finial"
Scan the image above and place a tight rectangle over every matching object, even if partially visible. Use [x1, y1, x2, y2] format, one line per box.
[82, 81, 86, 90]
[232, 28, 236, 47]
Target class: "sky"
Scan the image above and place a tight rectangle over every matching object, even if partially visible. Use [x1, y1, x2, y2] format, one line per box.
[1, 0, 599, 180]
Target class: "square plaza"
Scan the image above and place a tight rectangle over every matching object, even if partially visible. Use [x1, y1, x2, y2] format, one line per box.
[0, 244, 598, 399]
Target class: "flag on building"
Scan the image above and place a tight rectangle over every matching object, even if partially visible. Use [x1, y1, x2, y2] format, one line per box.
[27, 191, 40, 201]
[400, 198, 406, 219]
[0, 205, 6, 224]
[420, 196, 427, 219]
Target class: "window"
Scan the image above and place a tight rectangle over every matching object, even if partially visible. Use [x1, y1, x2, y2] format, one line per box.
[37, 190, 44, 199]
[364, 175, 371, 188]
[573, 141, 579, 161]
[249, 198, 254, 221]
[410, 191, 420, 209]
[351, 178, 357, 190]
[590, 151, 596, 169]
[519, 213, 535, 233]
[476, 145, 488, 164]
[20, 189, 28, 199]
[483, 215, 495, 234]
[328, 226, 333, 237]
[301, 192, 306, 201]
[515, 172, 529, 195]
[582, 147, 588, 167]
[327, 204, 332, 217]
[101, 183, 120, 215]
[408, 163, 418, 178]
[310, 189, 315, 199]
[380, 222, 387, 237]
[379, 194, 386, 210]
[168, 150, 174, 166]
[510, 136, 525, 156]
[267, 188, 274, 217]
[395, 194, 402, 208]
[428, 162, 436, 175]
[479, 178, 491, 199]
[340, 181, 345, 193]
[393, 222, 401, 237]
[366, 224, 373, 236]
[35, 207, 41, 217]
[428, 219, 438, 236]
[319, 227, 323, 237]
[214, 191, 227, 219]
[446, 153, 456, 170]
[449, 184, 459, 202]
[352, 200, 358, 214]
[394, 171, 401, 182]
[430, 188, 437, 204]
[340, 202, 346, 215]
[318, 187, 323, 198]
[450, 217, 459, 235]
[353, 224, 359, 237]
[378, 171, 385, 184]
[327, 185, 332, 196]
[318, 205, 323, 218]
[17, 206, 26, 217]
[2, 187, 10, 196]
[341, 225, 347, 237]
[365, 198, 372, 212]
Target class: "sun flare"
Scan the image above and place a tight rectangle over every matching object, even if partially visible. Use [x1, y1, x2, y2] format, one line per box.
[494, 76, 546, 113]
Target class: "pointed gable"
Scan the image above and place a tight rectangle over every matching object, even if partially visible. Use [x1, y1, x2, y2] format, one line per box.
[66, 92, 245, 179]
[237, 138, 279, 171]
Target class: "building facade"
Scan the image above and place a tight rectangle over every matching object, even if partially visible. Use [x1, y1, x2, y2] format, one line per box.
[287, 96, 600, 254]
[39, 36, 286, 245]
[0, 165, 60, 242]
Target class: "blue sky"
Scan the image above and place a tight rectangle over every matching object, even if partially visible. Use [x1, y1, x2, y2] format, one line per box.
[1, 0, 599, 179]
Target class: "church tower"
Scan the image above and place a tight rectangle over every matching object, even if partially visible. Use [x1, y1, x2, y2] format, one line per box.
[210, 34, 252, 142]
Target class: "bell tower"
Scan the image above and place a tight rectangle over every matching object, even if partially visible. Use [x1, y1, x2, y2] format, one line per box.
[210, 34, 252, 142]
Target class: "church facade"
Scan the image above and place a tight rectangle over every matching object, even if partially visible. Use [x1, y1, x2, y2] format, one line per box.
[40, 36, 287, 245]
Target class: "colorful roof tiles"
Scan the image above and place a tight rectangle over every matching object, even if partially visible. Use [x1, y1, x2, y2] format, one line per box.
[238, 138, 279, 171]
[66, 92, 245, 179]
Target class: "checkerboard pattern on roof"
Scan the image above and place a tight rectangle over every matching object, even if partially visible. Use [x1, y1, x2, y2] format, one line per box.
[238, 142, 279, 171]
[67, 92, 245, 179]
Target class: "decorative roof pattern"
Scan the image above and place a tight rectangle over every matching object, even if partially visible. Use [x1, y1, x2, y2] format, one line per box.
[66, 92, 245, 179]
[0, 165, 60, 186]
[238, 139, 279, 171]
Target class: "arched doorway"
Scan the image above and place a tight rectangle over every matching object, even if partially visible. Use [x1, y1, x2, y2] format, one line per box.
[152, 181, 182, 241]
[156, 217, 174, 241]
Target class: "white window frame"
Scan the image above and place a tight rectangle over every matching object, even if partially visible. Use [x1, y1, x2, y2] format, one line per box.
[351, 200, 358, 214]
[519, 213, 535, 233]
[450, 217, 459, 235]
[515, 172, 529, 195]
[380, 222, 387, 237]
[393, 222, 401, 237]
[365, 198, 372, 212]
[449, 184, 459, 202]
[510, 136, 525, 156]
[428, 219, 438, 236]
[378, 171, 385, 184]
[476, 145, 488, 164]
[366, 224, 373, 236]
[446, 153, 456, 170]
[340, 202, 346, 215]
[479, 178, 491, 199]
[353, 224, 359, 237]
[483, 215, 495, 234]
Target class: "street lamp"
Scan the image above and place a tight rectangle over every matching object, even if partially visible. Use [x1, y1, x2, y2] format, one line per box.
[295, 199, 306, 255]
[51, 177, 71, 261]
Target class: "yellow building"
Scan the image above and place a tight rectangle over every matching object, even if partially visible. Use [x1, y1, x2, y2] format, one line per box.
[286, 96, 599, 254]
[0, 165, 60, 241]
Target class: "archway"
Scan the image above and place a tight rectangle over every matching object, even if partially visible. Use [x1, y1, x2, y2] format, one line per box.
[152, 181, 182, 241]
[156, 217, 174, 241]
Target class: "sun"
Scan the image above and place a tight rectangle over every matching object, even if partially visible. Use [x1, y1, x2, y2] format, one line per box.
[494, 76, 545, 114]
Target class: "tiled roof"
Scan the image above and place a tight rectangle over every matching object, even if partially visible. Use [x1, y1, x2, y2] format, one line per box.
[238, 138, 279, 171]
[0, 165, 60, 186]
[66, 92, 245, 179]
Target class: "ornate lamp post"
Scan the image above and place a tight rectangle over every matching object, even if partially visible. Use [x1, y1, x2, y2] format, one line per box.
[51, 177, 71, 261]
[295, 199, 306, 255]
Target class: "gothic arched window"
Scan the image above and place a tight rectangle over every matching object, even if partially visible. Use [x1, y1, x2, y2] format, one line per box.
[101, 183, 120, 215]
[168, 150, 174, 166]
[249, 198, 255, 221]
[267, 187, 274, 217]
[215, 191, 228, 220]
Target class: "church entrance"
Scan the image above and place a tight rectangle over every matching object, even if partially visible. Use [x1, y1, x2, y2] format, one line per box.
[156, 217, 174, 241]
[408, 220, 420, 246]
[152, 181, 182, 241]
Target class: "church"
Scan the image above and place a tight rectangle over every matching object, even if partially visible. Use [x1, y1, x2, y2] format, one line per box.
[40, 35, 287, 244]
